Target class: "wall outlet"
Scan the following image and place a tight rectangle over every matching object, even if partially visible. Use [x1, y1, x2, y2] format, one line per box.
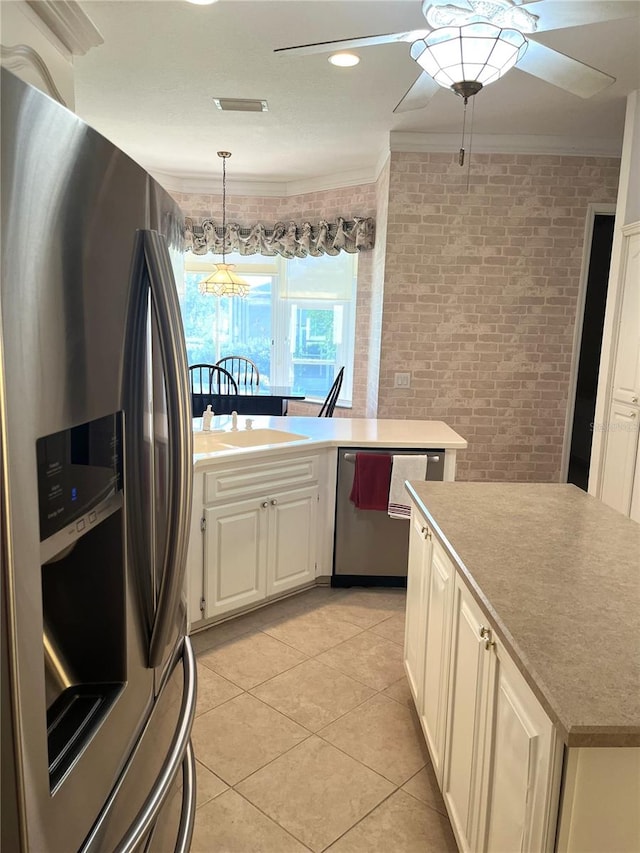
[394, 372, 411, 388]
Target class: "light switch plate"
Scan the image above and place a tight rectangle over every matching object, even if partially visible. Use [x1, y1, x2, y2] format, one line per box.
[394, 372, 411, 388]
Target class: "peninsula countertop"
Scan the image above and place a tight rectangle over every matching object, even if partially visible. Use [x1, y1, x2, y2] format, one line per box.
[405, 481, 640, 748]
[192, 415, 468, 468]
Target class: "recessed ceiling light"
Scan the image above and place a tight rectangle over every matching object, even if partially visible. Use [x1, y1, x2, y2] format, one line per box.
[328, 53, 360, 68]
[185, 0, 219, 5]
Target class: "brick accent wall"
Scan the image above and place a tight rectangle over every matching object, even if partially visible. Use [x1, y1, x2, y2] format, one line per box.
[171, 149, 621, 482]
[378, 151, 620, 482]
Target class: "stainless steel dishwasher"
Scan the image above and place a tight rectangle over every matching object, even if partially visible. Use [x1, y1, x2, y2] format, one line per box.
[332, 446, 445, 586]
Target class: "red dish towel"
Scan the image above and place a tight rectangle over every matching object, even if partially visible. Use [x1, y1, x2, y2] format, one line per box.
[349, 452, 392, 511]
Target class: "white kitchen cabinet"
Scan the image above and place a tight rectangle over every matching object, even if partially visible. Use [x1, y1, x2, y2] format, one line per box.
[600, 400, 640, 515]
[442, 574, 494, 852]
[404, 511, 431, 705]
[419, 534, 454, 782]
[203, 498, 267, 619]
[204, 484, 318, 620]
[481, 638, 560, 853]
[192, 452, 321, 624]
[406, 543, 560, 853]
[266, 485, 318, 597]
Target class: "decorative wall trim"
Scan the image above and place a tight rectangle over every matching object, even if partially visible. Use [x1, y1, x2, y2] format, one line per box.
[0, 44, 67, 105]
[25, 1, 103, 56]
[185, 217, 375, 257]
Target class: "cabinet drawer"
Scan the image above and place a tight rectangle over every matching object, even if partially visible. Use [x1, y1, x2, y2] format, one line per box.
[204, 454, 319, 504]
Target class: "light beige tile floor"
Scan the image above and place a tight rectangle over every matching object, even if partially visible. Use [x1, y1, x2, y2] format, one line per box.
[190, 586, 457, 852]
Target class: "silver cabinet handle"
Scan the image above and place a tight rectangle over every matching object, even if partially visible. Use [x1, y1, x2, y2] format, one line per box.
[632, 396, 638, 404]
[271, 499, 278, 506]
[261, 501, 269, 509]
[143, 230, 193, 669]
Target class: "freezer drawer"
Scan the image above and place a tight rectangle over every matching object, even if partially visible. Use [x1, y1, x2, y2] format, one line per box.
[333, 447, 445, 585]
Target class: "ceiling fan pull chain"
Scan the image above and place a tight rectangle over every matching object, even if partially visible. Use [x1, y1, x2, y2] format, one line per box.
[459, 95, 468, 167]
[466, 94, 476, 191]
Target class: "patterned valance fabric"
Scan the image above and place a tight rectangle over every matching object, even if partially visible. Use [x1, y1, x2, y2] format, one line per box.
[185, 217, 375, 258]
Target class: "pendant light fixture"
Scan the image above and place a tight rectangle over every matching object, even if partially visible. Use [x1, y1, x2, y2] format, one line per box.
[411, 23, 527, 167]
[198, 151, 250, 297]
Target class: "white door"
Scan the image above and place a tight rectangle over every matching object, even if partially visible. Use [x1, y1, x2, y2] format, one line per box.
[443, 576, 494, 853]
[404, 512, 431, 706]
[204, 499, 268, 619]
[267, 485, 318, 596]
[600, 401, 640, 515]
[612, 232, 640, 403]
[420, 536, 455, 783]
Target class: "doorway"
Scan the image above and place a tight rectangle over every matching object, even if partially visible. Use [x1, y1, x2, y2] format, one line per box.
[565, 212, 615, 490]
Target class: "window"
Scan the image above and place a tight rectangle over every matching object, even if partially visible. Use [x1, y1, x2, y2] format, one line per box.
[180, 251, 357, 405]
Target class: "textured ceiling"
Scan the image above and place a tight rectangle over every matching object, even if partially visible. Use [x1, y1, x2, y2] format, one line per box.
[73, 0, 640, 188]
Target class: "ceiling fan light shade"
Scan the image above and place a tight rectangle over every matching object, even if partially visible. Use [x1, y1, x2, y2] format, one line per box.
[411, 23, 527, 91]
[198, 264, 250, 297]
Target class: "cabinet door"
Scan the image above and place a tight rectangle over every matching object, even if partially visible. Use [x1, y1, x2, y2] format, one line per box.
[612, 232, 640, 402]
[600, 401, 640, 516]
[404, 511, 431, 706]
[204, 500, 268, 619]
[267, 486, 319, 596]
[443, 576, 494, 853]
[482, 642, 559, 853]
[420, 536, 455, 783]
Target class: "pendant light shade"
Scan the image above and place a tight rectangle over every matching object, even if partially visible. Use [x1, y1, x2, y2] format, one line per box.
[411, 23, 528, 94]
[198, 151, 249, 298]
[198, 263, 250, 297]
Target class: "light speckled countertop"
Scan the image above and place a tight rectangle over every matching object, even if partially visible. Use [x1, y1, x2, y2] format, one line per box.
[192, 415, 467, 467]
[406, 482, 640, 748]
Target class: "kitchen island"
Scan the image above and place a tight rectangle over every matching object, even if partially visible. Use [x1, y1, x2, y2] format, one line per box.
[404, 481, 640, 853]
[186, 415, 467, 629]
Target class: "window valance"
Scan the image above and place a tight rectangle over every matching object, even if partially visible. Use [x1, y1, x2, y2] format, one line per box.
[184, 216, 375, 258]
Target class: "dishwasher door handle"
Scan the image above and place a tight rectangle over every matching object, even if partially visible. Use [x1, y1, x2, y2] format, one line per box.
[342, 452, 440, 463]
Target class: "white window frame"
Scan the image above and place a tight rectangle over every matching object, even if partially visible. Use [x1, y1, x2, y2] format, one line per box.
[183, 252, 356, 406]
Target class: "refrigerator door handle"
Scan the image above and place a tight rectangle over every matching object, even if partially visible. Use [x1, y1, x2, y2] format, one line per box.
[142, 230, 193, 669]
[114, 637, 197, 853]
[174, 741, 197, 853]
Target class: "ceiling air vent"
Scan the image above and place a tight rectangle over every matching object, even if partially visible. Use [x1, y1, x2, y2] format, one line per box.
[213, 98, 268, 112]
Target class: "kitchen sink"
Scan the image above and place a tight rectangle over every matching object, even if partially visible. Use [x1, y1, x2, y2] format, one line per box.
[193, 428, 309, 453]
[215, 428, 309, 447]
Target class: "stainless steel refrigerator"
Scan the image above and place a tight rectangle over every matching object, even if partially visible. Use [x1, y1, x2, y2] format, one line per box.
[1, 70, 197, 852]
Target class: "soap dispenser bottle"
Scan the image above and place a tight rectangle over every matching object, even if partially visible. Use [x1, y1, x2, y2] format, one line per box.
[202, 405, 214, 432]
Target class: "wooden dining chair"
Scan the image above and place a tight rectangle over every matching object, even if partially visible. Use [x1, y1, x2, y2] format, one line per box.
[216, 356, 260, 388]
[317, 366, 344, 418]
[189, 363, 238, 394]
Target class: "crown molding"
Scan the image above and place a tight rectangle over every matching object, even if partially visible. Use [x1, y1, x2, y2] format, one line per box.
[150, 166, 379, 198]
[0, 43, 67, 105]
[389, 131, 623, 158]
[25, 1, 103, 56]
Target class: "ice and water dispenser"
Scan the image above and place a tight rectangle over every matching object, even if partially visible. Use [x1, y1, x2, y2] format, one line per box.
[37, 413, 126, 791]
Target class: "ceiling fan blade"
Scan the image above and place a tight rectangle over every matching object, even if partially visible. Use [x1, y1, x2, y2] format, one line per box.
[394, 71, 441, 113]
[516, 39, 616, 98]
[274, 30, 430, 57]
[521, 0, 639, 33]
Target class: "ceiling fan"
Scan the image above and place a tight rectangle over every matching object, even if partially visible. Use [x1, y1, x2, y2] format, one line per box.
[275, 0, 634, 112]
